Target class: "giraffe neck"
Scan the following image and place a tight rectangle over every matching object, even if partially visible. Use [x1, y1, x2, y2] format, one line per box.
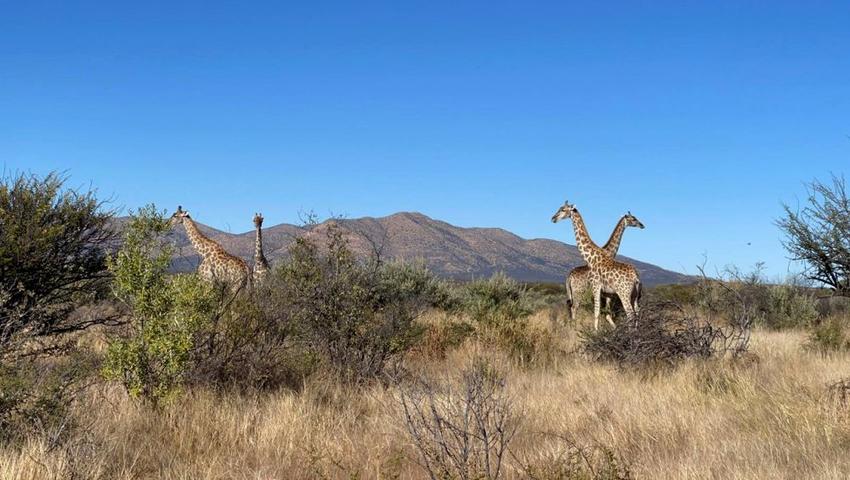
[601, 216, 628, 257]
[182, 217, 220, 260]
[254, 223, 269, 269]
[569, 209, 605, 267]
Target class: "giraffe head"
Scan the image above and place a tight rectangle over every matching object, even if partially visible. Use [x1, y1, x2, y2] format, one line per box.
[624, 211, 645, 229]
[169, 205, 191, 226]
[253, 212, 264, 228]
[551, 201, 578, 223]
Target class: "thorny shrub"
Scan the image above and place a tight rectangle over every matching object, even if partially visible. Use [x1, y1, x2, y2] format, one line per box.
[397, 356, 519, 480]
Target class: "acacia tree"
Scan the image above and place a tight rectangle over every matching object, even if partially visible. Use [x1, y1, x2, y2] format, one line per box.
[777, 174, 850, 296]
[0, 172, 118, 357]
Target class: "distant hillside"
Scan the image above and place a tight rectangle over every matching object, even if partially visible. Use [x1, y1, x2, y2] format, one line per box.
[144, 212, 692, 287]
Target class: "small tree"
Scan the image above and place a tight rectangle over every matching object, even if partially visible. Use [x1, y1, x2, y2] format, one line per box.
[103, 205, 219, 404]
[777, 174, 850, 296]
[0, 171, 117, 357]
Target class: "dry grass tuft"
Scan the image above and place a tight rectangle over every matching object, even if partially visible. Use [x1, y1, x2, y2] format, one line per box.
[825, 377, 850, 418]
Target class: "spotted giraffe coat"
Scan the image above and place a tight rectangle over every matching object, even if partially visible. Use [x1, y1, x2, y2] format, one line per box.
[252, 213, 270, 285]
[180, 214, 251, 290]
[554, 204, 642, 329]
[566, 214, 641, 319]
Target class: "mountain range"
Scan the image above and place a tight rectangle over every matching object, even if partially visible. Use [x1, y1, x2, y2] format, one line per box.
[158, 212, 692, 287]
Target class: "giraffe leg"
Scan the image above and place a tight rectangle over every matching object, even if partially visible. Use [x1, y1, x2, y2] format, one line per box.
[604, 296, 616, 328]
[565, 281, 575, 322]
[593, 284, 602, 331]
[617, 286, 636, 327]
[633, 281, 642, 317]
[632, 300, 640, 327]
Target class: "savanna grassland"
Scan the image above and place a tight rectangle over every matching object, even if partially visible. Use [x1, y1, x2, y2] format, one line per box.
[4, 172, 850, 480]
[3, 307, 850, 480]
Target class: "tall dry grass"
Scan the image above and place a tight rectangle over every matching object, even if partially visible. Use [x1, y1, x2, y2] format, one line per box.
[3, 310, 850, 479]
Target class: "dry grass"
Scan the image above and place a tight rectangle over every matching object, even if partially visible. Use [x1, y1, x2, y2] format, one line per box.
[3, 310, 850, 479]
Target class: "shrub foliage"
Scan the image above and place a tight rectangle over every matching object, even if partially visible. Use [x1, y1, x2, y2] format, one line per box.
[0, 172, 117, 357]
[806, 315, 850, 354]
[272, 224, 445, 381]
[0, 171, 115, 446]
[103, 205, 220, 403]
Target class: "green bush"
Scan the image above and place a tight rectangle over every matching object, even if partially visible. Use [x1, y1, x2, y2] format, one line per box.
[0, 171, 116, 357]
[815, 296, 850, 317]
[103, 205, 220, 403]
[458, 273, 533, 327]
[105, 210, 449, 394]
[0, 171, 114, 446]
[759, 284, 819, 329]
[805, 315, 850, 354]
[374, 260, 451, 309]
[188, 289, 313, 391]
[650, 283, 700, 306]
[694, 266, 820, 330]
[271, 225, 444, 382]
[454, 274, 558, 363]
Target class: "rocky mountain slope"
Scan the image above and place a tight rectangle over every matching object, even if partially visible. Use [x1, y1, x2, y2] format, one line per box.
[157, 212, 691, 286]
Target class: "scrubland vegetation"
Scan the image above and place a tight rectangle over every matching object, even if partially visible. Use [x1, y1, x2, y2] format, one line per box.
[3, 172, 850, 479]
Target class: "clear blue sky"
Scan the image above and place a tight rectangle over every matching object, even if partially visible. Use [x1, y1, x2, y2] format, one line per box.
[2, 1, 848, 277]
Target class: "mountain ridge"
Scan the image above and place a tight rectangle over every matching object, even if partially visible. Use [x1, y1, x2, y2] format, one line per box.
[149, 211, 692, 286]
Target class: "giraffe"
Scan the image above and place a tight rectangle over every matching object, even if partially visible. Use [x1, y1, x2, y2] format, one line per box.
[170, 206, 250, 292]
[566, 212, 644, 322]
[552, 201, 642, 330]
[252, 212, 270, 285]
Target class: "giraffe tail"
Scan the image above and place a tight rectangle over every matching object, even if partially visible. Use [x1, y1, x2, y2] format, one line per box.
[631, 279, 642, 313]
